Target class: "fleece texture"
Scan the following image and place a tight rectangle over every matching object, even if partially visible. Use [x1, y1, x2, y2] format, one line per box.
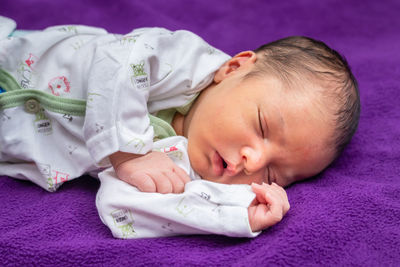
[1, 0, 399, 265]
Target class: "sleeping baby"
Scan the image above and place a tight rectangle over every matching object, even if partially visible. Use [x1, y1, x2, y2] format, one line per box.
[0, 16, 360, 238]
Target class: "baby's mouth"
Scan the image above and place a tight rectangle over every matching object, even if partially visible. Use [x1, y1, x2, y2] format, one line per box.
[220, 155, 239, 177]
[213, 151, 226, 176]
[222, 158, 227, 169]
[213, 151, 238, 177]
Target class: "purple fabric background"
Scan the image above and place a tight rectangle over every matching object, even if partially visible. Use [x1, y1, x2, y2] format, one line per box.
[1, 0, 399, 266]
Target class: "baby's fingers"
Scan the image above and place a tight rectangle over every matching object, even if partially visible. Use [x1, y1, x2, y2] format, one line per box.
[164, 171, 185, 194]
[173, 166, 191, 185]
[262, 187, 285, 223]
[270, 183, 290, 214]
[249, 196, 283, 231]
[251, 183, 269, 204]
[152, 172, 174, 194]
[128, 172, 157, 193]
[250, 183, 286, 229]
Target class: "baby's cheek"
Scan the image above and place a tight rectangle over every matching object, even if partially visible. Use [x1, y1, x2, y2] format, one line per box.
[187, 149, 206, 178]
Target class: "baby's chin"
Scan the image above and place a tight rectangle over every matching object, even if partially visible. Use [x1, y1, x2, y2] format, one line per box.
[188, 159, 218, 182]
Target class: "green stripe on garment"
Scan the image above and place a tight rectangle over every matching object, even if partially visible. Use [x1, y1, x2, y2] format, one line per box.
[0, 68, 177, 138]
[149, 114, 177, 140]
[0, 67, 20, 92]
[0, 89, 87, 116]
[0, 68, 86, 116]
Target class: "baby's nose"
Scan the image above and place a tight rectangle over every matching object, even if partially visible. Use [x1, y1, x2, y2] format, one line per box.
[241, 147, 266, 174]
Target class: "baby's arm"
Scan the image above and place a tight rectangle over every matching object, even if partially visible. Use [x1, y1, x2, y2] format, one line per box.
[96, 168, 259, 239]
[248, 183, 290, 232]
[101, 136, 289, 238]
[109, 151, 190, 194]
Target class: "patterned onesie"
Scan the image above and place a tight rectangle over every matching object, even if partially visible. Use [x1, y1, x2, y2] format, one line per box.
[0, 16, 259, 238]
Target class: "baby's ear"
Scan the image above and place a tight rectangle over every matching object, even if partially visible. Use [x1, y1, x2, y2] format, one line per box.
[214, 51, 257, 83]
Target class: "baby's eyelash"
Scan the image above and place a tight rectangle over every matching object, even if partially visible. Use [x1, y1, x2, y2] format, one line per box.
[258, 109, 264, 137]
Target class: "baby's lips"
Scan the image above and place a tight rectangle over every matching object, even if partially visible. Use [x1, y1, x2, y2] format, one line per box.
[223, 159, 241, 176]
[212, 151, 224, 176]
[224, 166, 237, 176]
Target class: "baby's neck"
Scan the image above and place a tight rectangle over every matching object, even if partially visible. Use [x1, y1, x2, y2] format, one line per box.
[171, 112, 185, 136]
[172, 82, 217, 138]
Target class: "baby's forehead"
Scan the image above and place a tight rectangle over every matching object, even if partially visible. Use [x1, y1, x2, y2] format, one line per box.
[255, 74, 317, 99]
[259, 79, 333, 122]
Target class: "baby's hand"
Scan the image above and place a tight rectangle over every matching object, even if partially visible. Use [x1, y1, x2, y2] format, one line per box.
[112, 151, 191, 194]
[248, 182, 290, 232]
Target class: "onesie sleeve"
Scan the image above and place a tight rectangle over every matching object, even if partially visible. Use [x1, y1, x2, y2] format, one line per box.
[96, 168, 260, 239]
[83, 27, 230, 166]
[0, 16, 16, 39]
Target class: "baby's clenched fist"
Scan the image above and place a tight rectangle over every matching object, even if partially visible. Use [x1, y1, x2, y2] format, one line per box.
[111, 151, 191, 194]
[248, 182, 290, 232]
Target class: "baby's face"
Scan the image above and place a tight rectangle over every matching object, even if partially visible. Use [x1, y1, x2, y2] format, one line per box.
[183, 58, 335, 187]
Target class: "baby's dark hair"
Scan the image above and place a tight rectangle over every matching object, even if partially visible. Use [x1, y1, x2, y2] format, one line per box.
[246, 36, 360, 159]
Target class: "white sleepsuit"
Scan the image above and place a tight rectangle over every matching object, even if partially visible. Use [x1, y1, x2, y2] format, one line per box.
[0, 16, 259, 238]
[98, 136, 259, 238]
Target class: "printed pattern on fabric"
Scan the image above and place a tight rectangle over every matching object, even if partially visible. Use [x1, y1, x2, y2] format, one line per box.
[0, 22, 230, 191]
[96, 136, 259, 239]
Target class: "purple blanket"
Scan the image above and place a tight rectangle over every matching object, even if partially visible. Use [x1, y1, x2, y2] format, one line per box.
[1, 0, 399, 265]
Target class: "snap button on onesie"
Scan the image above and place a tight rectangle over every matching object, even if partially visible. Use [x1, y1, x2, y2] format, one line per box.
[24, 98, 40, 114]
